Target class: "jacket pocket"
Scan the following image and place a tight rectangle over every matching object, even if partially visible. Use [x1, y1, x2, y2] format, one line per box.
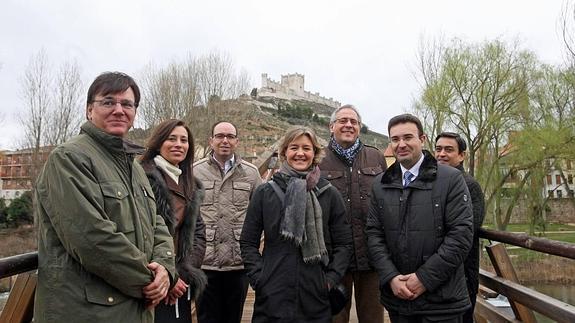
[321, 170, 346, 197]
[232, 181, 251, 208]
[85, 282, 129, 306]
[204, 227, 217, 265]
[232, 227, 243, 266]
[100, 181, 135, 233]
[359, 166, 384, 198]
[201, 181, 215, 206]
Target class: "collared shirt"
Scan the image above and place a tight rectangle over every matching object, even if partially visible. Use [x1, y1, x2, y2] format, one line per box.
[211, 153, 235, 175]
[400, 153, 425, 184]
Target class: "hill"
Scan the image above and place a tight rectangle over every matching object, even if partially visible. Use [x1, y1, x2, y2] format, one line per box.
[129, 96, 389, 164]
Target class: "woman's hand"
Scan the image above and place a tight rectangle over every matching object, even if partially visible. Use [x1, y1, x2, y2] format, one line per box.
[164, 278, 188, 305]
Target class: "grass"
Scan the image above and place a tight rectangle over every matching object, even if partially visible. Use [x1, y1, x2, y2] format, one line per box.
[0, 225, 37, 258]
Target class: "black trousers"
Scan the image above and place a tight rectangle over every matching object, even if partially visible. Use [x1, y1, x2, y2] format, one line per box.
[196, 269, 249, 323]
[154, 294, 192, 323]
[388, 311, 464, 323]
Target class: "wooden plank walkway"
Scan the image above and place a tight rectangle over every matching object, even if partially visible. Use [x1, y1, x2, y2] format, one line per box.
[193, 287, 390, 322]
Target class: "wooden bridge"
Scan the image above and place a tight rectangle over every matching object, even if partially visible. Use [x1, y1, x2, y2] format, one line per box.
[2, 226, 575, 322]
[1, 150, 575, 322]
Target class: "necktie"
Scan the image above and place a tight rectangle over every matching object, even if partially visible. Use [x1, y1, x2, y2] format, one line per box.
[404, 171, 414, 188]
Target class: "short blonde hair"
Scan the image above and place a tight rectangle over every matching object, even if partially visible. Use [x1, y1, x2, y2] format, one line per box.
[279, 126, 324, 166]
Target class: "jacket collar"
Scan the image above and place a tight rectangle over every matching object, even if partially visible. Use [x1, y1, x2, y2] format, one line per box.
[80, 121, 145, 155]
[381, 150, 437, 185]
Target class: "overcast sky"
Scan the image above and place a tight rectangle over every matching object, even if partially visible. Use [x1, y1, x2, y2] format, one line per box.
[0, 0, 569, 149]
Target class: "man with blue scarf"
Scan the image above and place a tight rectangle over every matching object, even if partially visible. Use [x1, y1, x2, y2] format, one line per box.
[319, 104, 387, 323]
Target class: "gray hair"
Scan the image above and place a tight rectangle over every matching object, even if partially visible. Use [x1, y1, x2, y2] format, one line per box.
[329, 104, 362, 125]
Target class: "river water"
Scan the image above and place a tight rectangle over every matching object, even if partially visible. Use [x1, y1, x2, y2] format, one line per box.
[529, 283, 575, 322]
[0, 291, 8, 311]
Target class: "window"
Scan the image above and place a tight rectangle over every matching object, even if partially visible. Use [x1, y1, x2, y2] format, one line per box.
[557, 190, 563, 198]
[548, 190, 554, 198]
[569, 190, 574, 197]
[569, 174, 573, 185]
[556, 175, 562, 185]
[547, 175, 553, 185]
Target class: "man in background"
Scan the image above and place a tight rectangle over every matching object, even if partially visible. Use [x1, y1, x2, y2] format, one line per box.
[435, 131, 485, 322]
[194, 121, 262, 323]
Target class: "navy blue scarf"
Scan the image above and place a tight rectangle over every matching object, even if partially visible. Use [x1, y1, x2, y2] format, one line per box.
[330, 136, 362, 166]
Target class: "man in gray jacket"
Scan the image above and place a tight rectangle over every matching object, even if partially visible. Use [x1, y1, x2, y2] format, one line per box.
[194, 121, 262, 323]
[366, 114, 473, 323]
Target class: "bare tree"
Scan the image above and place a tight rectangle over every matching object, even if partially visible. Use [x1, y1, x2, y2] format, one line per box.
[45, 60, 83, 146]
[20, 50, 51, 150]
[140, 50, 252, 143]
[140, 58, 201, 129]
[560, 1, 575, 66]
[19, 51, 84, 188]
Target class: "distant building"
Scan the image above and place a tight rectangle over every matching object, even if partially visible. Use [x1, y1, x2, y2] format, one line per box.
[383, 143, 396, 167]
[258, 73, 341, 109]
[542, 159, 575, 199]
[0, 147, 53, 201]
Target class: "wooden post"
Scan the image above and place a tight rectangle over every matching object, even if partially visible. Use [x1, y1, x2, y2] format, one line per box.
[0, 273, 37, 323]
[486, 242, 537, 323]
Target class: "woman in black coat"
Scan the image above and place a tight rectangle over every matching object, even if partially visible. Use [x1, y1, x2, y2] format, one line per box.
[141, 119, 207, 322]
[240, 126, 353, 322]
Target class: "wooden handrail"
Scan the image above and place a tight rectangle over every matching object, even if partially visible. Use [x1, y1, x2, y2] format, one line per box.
[479, 227, 575, 259]
[0, 252, 37, 280]
[479, 269, 575, 322]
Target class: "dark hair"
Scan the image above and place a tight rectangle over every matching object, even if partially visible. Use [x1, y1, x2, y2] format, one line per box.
[278, 126, 324, 167]
[87, 72, 141, 107]
[388, 114, 424, 136]
[142, 119, 195, 196]
[435, 131, 467, 153]
[211, 120, 239, 137]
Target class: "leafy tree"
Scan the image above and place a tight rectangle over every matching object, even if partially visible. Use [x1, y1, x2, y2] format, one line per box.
[0, 198, 7, 228]
[6, 192, 33, 227]
[412, 37, 575, 230]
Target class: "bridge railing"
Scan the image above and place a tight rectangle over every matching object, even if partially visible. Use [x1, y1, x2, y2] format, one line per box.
[476, 228, 575, 323]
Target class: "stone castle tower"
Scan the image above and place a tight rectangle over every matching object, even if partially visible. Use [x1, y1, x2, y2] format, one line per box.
[258, 73, 340, 108]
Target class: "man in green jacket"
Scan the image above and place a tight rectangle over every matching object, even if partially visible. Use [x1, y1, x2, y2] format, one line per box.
[34, 72, 177, 323]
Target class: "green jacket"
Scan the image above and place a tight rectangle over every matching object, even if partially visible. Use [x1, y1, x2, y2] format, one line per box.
[34, 122, 176, 323]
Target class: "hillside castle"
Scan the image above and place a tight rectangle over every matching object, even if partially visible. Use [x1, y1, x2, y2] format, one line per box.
[258, 73, 340, 109]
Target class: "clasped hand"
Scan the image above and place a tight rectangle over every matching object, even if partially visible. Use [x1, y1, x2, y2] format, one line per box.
[390, 273, 427, 300]
[142, 262, 170, 309]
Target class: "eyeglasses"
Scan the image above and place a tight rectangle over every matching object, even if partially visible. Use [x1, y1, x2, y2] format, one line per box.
[336, 118, 359, 126]
[92, 99, 137, 110]
[213, 133, 237, 140]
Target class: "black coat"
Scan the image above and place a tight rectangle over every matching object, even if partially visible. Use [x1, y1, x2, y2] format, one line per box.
[240, 173, 353, 322]
[457, 164, 485, 314]
[366, 151, 473, 315]
[141, 161, 207, 300]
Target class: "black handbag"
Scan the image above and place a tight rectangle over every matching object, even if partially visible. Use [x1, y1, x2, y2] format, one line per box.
[329, 283, 349, 315]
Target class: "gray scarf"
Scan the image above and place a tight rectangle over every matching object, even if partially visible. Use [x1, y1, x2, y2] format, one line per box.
[279, 163, 328, 265]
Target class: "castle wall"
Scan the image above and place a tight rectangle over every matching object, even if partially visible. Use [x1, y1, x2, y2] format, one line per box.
[259, 73, 340, 108]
